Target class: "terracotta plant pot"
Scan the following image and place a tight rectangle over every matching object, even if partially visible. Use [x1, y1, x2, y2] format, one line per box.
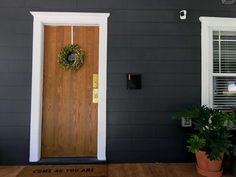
[195, 150, 224, 177]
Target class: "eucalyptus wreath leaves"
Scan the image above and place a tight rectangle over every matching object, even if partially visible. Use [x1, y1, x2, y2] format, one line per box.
[58, 44, 85, 70]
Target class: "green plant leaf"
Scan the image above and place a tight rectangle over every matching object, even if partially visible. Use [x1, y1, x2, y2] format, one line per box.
[172, 105, 236, 160]
[187, 134, 206, 153]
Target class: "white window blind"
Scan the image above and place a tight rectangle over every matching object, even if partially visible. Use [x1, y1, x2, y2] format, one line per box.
[213, 31, 236, 111]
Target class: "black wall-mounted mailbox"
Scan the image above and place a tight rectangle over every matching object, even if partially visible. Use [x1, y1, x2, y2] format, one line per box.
[127, 73, 142, 89]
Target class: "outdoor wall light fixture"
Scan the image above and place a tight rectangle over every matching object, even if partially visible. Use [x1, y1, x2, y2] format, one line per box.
[179, 10, 187, 20]
[221, 0, 236, 4]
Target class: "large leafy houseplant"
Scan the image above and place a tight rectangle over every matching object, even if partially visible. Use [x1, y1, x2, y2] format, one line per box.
[172, 105, 236, 160]
[172, 105, 236, 177]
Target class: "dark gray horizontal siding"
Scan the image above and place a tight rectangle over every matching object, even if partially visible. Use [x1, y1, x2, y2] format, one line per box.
[109, 22, 200, 35]
[0, 0, 235, 164]
[0, 47, 31, 61]
[108, 48, 200, 61]
[110, 10, 236, 22]
[0, 113, 30, 126]
[133, 138, 184, 151]
[106, 151, 192, 163]
[0, 73, 31, 86]
[107, 98, 200, 112]
[108, 73, 200, 87]
[108, 87, 200, 100]
[0, 86, 30, 99]
[107, 137, 186, 152]
[108, 61, 200, 73]
[25, 0, 77, 8]
[108, 36, 200, 48]
[0, 60, 31, 73]
[0, 139, 29, 164]
[107, 111, 173, 125]
[0, 20, 32, 35]
[0, 100, 30, 113]
[0, 0, 25, 7]
[0, 34, 32, 47]
[0, 127, 29, 140]
[0, 8, 32, 20]
[107, 124, 184, 139]
[78, 0, 236, 11]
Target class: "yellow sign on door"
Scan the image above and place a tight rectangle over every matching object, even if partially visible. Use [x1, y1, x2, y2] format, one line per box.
[93, 74, 98, 88]
[93, 89, 98, 103]
[92, 74, 98, 103]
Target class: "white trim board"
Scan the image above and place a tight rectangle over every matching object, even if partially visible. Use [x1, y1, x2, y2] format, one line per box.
[29, 11, 110, 162]
[200, 16, 236, 107]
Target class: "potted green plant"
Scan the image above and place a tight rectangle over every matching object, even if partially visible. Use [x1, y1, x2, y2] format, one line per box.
[172, 105, 236, 177]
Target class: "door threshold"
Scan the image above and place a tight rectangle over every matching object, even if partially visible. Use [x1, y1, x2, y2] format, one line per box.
[32, 157, 106, 165]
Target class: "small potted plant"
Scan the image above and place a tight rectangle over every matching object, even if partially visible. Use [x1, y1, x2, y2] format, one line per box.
[172, 105, 236, 177]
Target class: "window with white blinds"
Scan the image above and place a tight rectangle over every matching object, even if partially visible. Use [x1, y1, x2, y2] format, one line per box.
[213, 31, 236, 112]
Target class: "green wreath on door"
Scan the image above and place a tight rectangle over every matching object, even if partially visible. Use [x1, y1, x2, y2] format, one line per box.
[58, 44, 85, 70]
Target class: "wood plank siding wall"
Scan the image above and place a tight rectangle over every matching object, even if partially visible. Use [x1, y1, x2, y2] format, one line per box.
[0, 0, 236, 164]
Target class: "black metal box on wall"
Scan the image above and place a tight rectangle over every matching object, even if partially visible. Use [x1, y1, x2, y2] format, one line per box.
[127, 73, 142, 89]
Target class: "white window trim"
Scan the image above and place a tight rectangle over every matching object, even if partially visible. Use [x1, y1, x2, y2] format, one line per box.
[200, 17, 236, 108]
[29, 11, 110, 162]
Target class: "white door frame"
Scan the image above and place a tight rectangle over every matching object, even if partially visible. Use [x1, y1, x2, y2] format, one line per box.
[29, 11, 110, 162]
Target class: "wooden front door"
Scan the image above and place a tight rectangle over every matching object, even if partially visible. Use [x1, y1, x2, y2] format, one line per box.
[41, 26, 99, 158]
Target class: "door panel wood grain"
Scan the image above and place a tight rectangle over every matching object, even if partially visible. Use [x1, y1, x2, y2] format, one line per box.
[41, 26, 99, 158]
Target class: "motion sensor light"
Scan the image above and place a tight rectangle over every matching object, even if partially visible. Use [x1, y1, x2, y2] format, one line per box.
[179, 10, 187, 20]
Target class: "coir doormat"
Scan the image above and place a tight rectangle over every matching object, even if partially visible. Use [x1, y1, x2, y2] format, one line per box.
[17, 164, 107, 177]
